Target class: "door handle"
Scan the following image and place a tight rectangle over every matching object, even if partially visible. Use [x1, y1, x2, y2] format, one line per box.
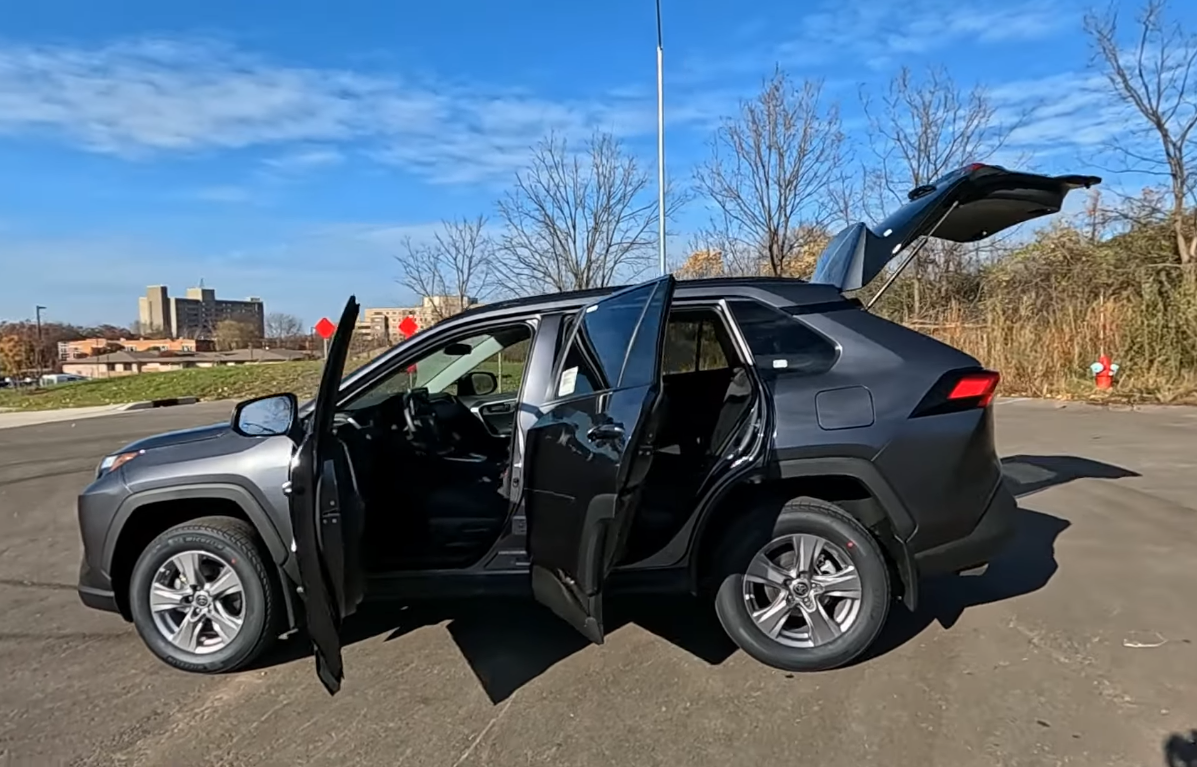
[587, 423, 625, 441]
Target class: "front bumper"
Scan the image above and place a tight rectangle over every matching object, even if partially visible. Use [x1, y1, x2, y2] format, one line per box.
[77, 556, 120, 615]
[912, 482, 1017, 578]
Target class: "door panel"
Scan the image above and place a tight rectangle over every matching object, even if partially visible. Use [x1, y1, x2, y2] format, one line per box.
[461, 393, 518, 436]
[523, 276, 675, 643]
[288, 296, 365, 696]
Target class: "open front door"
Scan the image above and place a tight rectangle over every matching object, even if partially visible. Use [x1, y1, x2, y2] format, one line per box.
[288, 296, 365, 695]
[523, 276, 675, 643]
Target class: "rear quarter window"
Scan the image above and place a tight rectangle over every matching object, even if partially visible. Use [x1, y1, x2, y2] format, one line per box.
[727, 300, 838, 375]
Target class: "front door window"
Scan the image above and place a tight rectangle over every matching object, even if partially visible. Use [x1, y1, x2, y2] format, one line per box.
[344, 324, 534, 412]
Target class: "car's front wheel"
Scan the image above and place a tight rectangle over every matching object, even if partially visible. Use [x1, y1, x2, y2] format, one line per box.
[128, 516, 281, 674]
[713, 497, 891, 672]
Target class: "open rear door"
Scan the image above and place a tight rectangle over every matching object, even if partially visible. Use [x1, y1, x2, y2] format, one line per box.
[523, 276, 675, 643]
[288, 296, 365, 695]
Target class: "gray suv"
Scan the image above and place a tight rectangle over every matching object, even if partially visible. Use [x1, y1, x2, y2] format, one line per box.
[76, 164, 1098, 694]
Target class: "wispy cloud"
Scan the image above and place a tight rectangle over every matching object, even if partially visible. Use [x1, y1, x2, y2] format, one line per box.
[760, 0, 1076, 71]
[0, 37, 689, 185]
[987, 71, 1135, 154]
[262, 147, 345, 173]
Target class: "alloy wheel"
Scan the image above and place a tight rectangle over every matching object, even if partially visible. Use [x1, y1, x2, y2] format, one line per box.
[149, 550, 245, 655]
[741, 533, 863, 648]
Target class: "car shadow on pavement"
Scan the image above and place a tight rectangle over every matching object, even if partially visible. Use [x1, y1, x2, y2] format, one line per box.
[1000, 453, 1139, 498]
[864, 453, 1137, 661]
[263, 453, 1138, 701]
[1165, 730, 1197, 766]
[264, 594, 733, 703]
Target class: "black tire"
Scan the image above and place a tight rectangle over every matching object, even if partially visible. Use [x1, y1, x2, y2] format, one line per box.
[712, 497, 891, 672]
[128, 516, 281, 674]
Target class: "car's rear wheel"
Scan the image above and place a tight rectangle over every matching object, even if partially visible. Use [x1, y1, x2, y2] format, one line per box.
[712, 497, 890, 672]
[128, 517, 281, 674]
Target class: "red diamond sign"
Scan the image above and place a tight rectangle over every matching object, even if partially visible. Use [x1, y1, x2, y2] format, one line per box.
[398, 316, 418, 338]
[314, 317, 336, 340]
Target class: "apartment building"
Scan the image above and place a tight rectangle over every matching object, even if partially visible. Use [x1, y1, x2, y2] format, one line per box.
[61, 348, 313, 379]
[138, 285, 265, 340]
[356, 295, 478, 341]
[58, 337, 216, 361]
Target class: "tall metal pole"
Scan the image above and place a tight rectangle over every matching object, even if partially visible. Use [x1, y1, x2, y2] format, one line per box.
[656, 0, 667, 276]
[35, 305, 46, 385]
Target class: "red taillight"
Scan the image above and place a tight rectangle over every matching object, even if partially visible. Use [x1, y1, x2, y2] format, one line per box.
[947, 371, 1000, 407]
[911, 369, 1001, 418]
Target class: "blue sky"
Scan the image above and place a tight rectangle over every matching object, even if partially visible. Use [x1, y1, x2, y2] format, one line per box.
[1, 0, 1191, 327]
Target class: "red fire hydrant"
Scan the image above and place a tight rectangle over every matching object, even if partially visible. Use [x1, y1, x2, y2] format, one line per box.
[1089, 354, 1119, 390]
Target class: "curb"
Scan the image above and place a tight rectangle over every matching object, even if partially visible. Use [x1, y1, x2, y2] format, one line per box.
[119, 396, 200, 411]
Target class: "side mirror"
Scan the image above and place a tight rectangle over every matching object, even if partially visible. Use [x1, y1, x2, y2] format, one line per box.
[464, 370, 498, 396]
[231, 393, 298, 437]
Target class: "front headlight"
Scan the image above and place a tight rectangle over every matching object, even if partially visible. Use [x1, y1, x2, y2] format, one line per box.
[97, 450, 143, 478]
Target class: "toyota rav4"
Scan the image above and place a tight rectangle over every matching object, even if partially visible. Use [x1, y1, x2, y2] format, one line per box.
[76, 164, 1099, 694]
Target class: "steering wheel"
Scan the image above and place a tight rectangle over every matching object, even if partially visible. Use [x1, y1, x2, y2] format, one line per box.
[402, 388, 448, 454]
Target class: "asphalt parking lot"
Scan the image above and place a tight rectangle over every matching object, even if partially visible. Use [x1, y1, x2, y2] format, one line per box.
[1, 399, 1195, 767]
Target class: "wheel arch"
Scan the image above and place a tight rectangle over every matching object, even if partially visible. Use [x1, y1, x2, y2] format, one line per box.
[690, 457, 919, 610]
[104, 484, 291, 620]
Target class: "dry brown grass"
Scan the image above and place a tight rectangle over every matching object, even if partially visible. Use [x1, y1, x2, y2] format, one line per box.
[904, 286, 1197, 405]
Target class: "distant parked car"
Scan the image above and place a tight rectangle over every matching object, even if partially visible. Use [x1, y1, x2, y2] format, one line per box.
[41, 373, 88, 386]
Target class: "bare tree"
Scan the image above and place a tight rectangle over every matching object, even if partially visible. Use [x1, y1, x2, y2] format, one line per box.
[693, 68, 846, 278]
[265, 312, 304, 341]
[396, 215, 495, 322]
[496, 131, 669, 294]
[129, 318, 167, 339]
[214, 320, 259, 351]
[861, 66, 1022, 314]
[863, 66, 1017, 209]
[1085, 0, 1197, 268]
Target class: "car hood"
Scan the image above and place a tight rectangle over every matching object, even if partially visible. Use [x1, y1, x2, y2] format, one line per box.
[811, 164, 1101, 292]
[117, 422, 231, 454]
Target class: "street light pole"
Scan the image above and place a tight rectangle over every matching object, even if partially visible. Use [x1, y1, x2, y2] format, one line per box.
[35, 305, 46, 385]
[656, 0, 667, 276]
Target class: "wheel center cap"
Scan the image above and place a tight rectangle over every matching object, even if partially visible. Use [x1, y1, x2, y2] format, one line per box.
[791, 580, 810, 597]
[194, 592, 211, 608]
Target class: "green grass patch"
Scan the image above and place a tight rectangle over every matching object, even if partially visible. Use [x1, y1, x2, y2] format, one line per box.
[0, 362, 329, 412]
[0, 355, 530, 412]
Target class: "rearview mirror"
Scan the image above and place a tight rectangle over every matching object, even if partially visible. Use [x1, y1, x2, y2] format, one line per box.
[231, 393, 298, 437]
[444, 343, 473, 357]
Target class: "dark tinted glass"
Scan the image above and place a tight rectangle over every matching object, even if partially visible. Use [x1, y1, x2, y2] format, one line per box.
[727, 300, 837, 375]
[619, 281, 667, 388]
[577, 282, 655, 388]
[662, 320, 699, 373]
[663, 317, 731, 374]
[810, 223, 866, 288]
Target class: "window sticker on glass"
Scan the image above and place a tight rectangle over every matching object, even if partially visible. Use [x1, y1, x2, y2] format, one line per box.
[558, 366, 579, 397]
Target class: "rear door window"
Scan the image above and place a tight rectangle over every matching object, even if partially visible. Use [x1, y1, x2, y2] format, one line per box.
[553, 280, 665, 398]
[663, 316, 732, 374]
